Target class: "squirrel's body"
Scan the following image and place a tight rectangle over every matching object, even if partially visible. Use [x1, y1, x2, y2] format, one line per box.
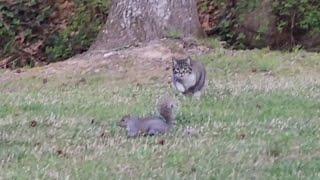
[118, 95, 177, 137]
[120, 116, 172, 137]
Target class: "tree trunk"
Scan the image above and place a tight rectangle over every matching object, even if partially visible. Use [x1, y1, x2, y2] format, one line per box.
[89, 0, 205, 51]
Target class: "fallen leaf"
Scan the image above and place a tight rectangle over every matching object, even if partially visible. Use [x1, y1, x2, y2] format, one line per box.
[43, 78, 48, 84]
[15, 69, 22, 73]
[237, 133, 246, 140]
[30, 120, 37, 127]
[158, 139, 165, 145]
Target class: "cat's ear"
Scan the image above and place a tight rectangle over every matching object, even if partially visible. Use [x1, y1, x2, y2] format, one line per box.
[186, 56, 192, 65]
[172, 57, 177, 66]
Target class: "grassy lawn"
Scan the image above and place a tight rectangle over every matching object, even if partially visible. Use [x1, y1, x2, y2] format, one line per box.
[0, 48, 320, 179]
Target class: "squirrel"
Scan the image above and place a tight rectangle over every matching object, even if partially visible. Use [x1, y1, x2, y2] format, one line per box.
[118, 95, 178, 138]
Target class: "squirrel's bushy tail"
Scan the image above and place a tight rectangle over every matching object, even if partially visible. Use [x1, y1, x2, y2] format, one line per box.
[156, 94, 179, 125]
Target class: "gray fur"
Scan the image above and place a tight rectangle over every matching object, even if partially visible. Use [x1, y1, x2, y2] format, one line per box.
[172, 56, 207, 97]
[120, 116, 171, 138]
[118, 96, 177, 138]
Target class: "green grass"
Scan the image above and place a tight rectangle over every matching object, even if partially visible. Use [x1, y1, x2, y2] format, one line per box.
[199, 48, 320, 78]
[1, 48, 320, 179]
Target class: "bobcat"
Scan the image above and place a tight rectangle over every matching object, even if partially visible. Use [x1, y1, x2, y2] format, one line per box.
[172, 56, 207, 98]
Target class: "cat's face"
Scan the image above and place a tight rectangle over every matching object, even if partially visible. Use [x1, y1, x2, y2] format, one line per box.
[172, 57, 192, 78]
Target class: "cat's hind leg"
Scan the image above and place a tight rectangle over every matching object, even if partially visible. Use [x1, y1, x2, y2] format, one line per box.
[193, 91, 202, 100]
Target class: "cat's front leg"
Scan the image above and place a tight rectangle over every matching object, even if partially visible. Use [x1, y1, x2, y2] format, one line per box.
[174, 81, 186, 93]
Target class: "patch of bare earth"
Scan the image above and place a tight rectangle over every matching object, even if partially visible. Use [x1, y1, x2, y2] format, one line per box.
[0, 39, 210, 85]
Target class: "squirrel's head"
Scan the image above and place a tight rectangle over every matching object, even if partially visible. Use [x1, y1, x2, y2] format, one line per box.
[118, 115, 131, 127]
[157, 94, 179, 122]
[164, 100, 176, 111]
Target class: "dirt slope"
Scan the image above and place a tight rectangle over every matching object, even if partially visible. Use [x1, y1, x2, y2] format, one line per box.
[0, 39, 210, 85]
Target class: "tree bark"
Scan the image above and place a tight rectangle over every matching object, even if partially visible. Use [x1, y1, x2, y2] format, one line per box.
[90, 0, 205, 51]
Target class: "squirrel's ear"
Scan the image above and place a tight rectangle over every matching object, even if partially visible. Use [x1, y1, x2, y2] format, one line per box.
[122, 115, 130, 120]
